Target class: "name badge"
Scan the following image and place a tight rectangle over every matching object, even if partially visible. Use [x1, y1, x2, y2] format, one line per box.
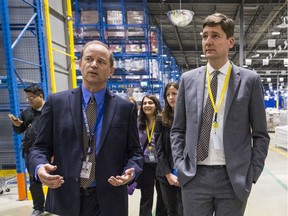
[148, 152, 156, 162]
[80, 161, 92, 179]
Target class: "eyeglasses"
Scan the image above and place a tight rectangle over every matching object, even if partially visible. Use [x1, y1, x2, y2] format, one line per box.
[26, 96, 37, 102]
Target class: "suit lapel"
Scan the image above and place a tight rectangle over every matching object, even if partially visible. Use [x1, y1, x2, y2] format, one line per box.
[224, 64, 241, 123]
[98, 90, 116, 151]
[69, 87, 83, 143]
[197, 66, 206, 121]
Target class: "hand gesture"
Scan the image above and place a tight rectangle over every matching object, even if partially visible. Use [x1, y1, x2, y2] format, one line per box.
[37, 164, 64, 189]
[108, 168, 135, 186]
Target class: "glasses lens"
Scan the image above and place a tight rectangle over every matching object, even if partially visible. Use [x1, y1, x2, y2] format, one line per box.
[26, 96, 35, 101]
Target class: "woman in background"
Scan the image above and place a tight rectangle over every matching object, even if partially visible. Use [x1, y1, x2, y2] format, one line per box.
[137, 94, 167, 216]
[156, 82, 183, 216]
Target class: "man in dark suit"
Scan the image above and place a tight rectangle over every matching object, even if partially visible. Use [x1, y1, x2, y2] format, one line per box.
[170, 13, 270, 216]
[29, 40, 144, 216]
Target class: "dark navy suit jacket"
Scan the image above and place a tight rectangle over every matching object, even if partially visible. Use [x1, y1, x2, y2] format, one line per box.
[29, 87, 143, 216]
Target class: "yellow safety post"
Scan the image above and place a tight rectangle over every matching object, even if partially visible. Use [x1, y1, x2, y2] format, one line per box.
[43, 0, 57, 93]
[66, 0, 77, 89]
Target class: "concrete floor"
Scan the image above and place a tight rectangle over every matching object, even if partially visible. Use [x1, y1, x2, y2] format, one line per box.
[0, 133, 287, 216]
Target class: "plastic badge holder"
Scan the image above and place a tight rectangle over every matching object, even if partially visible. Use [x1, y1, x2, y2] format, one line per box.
[127, 182, 138, 195]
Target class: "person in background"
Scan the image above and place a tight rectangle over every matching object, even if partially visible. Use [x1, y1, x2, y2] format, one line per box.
[128, 96, 140, 112]
[156, 82, 183, 216]
[278, 91, 285, 109]
[170, 13, 270, 216]
[9, 85, 45, 216]
[137, 95, 167, 216]
[29, 40, 144, 216]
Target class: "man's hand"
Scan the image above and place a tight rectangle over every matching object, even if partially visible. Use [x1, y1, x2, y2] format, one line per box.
[165, 173, 179, 187]
[8, 114, 23, 127]
[37, 164, 64, 189]
[108, 168, 135, 186]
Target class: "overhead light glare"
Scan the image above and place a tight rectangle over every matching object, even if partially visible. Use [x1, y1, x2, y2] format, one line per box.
[251, 52, 260, 58]
[271, 31, 281, 36]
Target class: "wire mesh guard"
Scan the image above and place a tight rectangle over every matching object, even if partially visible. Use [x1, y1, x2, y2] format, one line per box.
[167, 9, 194, 27]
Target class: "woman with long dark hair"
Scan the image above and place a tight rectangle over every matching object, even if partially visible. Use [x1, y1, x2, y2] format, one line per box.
[156, 82, 183, 216]
[137, 94, 167, 216]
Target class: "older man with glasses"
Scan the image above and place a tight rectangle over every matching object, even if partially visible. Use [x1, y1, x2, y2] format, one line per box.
[9, 84, 46, 216]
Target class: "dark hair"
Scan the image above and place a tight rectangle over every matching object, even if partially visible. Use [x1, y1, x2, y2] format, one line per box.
[162, 82, 179, 127]
[138, 95, 162, 130]
[203, 13, 235, 39]
[24, 85, 44, 97]
[80, 40, 115, 67]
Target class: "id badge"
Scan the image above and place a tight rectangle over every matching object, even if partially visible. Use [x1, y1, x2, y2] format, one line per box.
[212, 133, 222, 150]
[80, 161, 92, 179]
[148, 152, 156, 162]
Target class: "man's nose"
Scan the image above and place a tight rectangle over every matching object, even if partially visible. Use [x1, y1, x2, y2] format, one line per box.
[205, 36, 213, 44]
[91, 60, 98, 67]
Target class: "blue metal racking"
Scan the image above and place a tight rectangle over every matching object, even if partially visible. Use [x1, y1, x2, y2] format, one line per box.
[0, 0, 49, 198]
[72, 0, 180, 102]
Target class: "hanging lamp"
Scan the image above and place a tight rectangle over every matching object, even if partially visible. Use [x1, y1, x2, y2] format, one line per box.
[167, 0, 194, 27]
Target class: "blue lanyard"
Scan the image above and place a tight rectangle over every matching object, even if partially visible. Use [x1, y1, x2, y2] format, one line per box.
[82, 102, 104, 154]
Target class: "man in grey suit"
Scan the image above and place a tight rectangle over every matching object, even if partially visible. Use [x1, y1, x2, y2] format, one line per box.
[170, 13, 270, 216]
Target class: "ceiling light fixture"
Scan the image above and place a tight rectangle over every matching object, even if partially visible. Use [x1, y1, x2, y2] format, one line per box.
[251, 51, 260, 58]
[167, 0, 194, 27]
[271, 31, 281, 36]
[277, 16, 288, 28]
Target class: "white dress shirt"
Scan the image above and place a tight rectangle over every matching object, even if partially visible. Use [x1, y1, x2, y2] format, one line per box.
[198, 60, 231, 165]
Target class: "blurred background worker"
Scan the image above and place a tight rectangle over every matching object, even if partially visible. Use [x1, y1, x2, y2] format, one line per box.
[9, 85, 45, 216]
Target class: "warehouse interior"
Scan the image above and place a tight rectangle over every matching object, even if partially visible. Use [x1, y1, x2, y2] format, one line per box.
[0, 0, 287, 215]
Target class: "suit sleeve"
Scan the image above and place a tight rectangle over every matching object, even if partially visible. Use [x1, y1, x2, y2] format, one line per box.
[170, 77, 187, 171]
[156, 119, 173, 176]
[29, 95, 54, 179]
[123, 103, 144, 180]
[249, 75, 270, 183]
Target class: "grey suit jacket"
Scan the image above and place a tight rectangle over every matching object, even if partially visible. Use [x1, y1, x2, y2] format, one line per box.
[170, 64, 270, 201]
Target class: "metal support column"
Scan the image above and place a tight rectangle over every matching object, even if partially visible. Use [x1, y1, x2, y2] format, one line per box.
[34, 0, 48, 96]
[0, 0, 27, 201]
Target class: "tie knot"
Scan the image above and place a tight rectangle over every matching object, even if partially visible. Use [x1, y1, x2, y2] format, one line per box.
[89, 95, 95, 104]
[214, 71, 220, 77]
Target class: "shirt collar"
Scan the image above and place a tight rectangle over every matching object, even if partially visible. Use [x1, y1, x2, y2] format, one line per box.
[81, 85, 106, 107]
[207, 60, 231, 75]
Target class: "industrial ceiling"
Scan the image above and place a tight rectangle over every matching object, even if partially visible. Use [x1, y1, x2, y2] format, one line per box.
[147, 0, 288, 86]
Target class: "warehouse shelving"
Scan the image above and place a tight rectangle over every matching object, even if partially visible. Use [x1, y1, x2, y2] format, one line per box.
[0, 0, 48, 200]
[72, 0, 180, 101]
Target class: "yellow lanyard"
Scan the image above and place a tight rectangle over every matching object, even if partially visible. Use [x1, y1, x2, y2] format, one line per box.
[206, 63, 232, 127]
[146, 121, 155, 150]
